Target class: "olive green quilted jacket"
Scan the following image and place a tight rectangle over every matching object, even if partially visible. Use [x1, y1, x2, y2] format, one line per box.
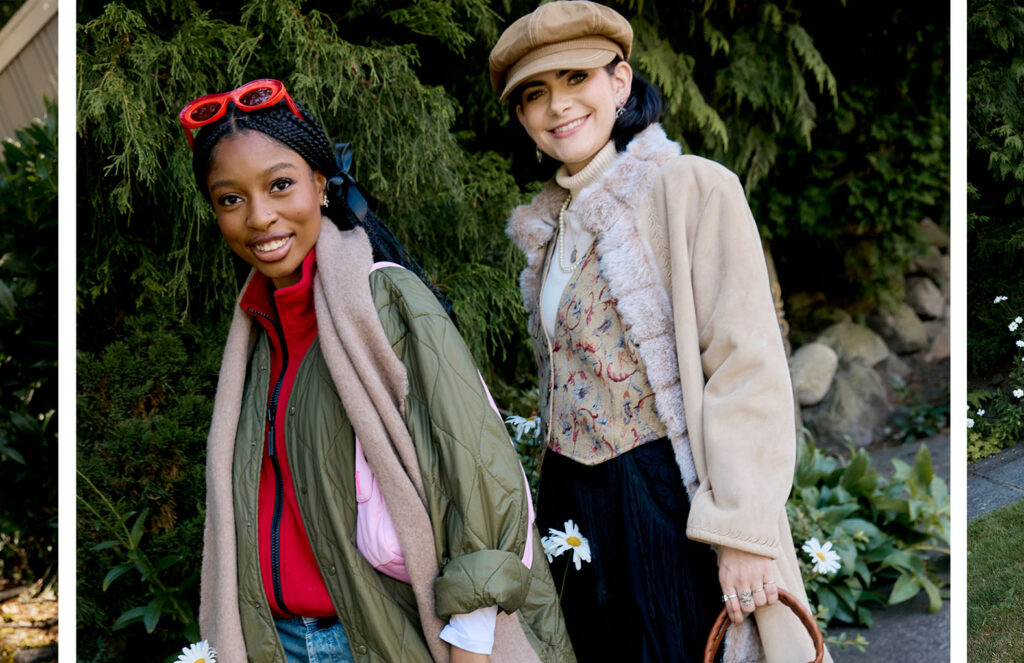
[231, 265, 574, 662]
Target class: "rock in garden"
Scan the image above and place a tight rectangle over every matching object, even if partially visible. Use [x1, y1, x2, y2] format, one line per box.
[14, 646, 57, 663]
[911, 246, 950, 286]
[905, 276, 947, 319]
[924, 320, 950, 362]
[789, 342, 839, 406]
[803, 359, 889, 449]
[816, 321, 890, 366]
[868, 304, 929, 354]
[918, 217, 949, 249]
[884, 354, 912, 383]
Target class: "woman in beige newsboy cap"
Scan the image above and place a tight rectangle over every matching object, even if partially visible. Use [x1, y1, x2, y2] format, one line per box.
[491, 2, 831, 662]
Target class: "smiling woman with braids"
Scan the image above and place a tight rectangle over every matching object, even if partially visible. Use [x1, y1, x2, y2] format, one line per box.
[181, 79, 574, 663]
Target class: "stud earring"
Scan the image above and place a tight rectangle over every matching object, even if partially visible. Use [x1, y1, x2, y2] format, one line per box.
[536, 145, 543, 163]
[322, 193, 329, 207]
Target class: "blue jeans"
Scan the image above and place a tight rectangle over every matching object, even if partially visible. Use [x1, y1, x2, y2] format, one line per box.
[275, 616, 354, 663]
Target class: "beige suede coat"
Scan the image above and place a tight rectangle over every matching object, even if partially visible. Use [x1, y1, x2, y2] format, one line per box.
[507, 125, 832, 663]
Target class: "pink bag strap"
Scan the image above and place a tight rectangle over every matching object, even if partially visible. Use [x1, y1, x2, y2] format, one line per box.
[369, 261, 535, 568]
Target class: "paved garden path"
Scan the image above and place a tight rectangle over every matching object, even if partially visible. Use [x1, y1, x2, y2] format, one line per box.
[830, 435, 950, 663]
[967, 441, 1024, 521]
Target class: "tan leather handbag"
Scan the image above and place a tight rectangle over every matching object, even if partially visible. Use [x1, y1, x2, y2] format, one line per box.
[703, 588, 825, 663]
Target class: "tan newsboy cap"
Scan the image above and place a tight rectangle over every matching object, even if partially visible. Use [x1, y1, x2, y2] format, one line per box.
[489, 1, 633, 102]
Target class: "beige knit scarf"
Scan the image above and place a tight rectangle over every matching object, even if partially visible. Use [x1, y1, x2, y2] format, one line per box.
[198, 221, 448, 662]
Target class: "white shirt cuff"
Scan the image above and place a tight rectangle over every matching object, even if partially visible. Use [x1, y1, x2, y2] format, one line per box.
[439, 604, 498, 655]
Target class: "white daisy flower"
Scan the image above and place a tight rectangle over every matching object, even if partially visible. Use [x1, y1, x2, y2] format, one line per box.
[176, 641, 217, 663]
[505, 415, 540, 442]
[801, 537, 841, 575]
[1016, 316, 1023, 324]
[994, 295, 1008, 303]
[967, 418, 975, 429]
[1017, 340, 1024, 348]
[1012, 322, 1020, 332]
[977, 409, 986, 416]
[542, 519, 592, 570]
[1015, 389, 1024, 399]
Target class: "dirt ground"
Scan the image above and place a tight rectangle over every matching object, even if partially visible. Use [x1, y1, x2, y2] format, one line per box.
[0, 583, 57, 663]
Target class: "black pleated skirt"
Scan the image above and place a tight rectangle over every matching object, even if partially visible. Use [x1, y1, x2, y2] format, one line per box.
[536, 438, 723, 663]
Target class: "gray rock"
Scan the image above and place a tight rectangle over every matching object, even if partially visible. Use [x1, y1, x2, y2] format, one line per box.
[905, 276, 946, 320]
[803, 360, 889, 449]
[917, 217, 949, 249]
[924, 320, 950, 362]
[910, 246, 950, 286]
[14, 645, 57, 663]
[869, 304, 929, 354]
[789, 342, 839, 406]
[884, 354, 912, 383]
[817, 321, 890, 366]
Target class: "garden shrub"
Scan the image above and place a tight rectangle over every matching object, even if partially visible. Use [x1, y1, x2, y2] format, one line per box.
[787, 434, 949, 627]
[0, 101, 57, 584]
[967, 0, 1024, 454]
[77, 313, 223, 656]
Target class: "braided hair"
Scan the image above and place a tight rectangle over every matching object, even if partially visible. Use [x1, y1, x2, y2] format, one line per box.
[191, 98, 455, 321]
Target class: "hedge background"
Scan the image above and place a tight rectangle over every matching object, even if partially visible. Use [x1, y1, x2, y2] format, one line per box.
[76, 1, 948, 659]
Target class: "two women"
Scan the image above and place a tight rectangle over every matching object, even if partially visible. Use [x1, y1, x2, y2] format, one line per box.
[189, 2, 828, 661]
[490, 2, 831, 662]
[182, 80, 573, 662]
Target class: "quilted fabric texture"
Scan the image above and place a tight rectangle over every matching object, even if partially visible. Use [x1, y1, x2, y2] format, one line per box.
[230, 265, 574, 662]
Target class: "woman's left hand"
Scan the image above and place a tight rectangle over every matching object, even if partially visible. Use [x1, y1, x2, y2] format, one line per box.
[717, 546, 778, 624]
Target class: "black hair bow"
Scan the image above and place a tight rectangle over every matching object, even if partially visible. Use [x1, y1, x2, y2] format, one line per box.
[326, 143, 368, 222]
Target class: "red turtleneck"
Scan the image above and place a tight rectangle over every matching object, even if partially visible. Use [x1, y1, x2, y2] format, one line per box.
[239, 248, 334, 618]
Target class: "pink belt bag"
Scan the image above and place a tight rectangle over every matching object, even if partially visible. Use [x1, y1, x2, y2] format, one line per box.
[354, 263, 535, 583]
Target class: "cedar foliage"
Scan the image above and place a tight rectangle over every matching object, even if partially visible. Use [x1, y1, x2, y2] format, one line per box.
[0, 101, 57, 584]
[968, 0, 1024, 374]
[76, 1, 947, 658]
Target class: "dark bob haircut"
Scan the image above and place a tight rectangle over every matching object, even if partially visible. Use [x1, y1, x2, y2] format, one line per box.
[506, 57, 664, 188]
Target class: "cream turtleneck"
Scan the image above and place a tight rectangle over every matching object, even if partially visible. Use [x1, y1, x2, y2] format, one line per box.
[540, 140, 618, 336]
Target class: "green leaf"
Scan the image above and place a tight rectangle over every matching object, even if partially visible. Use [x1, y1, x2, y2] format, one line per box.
[89, 540, 120, 552]
[912, 445, 934, 487]
[888, 573, 921, 605]
[102, 565, 132, 591]
[919, 575, 943, 614]
[128, 507, 149, 549]
[112, 606, 147, 630]
[142, 596, 164, 633]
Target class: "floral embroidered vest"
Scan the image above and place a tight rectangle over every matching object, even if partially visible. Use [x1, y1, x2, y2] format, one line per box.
[533, 244, 667, 465]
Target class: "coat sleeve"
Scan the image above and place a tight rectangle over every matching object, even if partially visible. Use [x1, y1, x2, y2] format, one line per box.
[370, 267, 534, 618]
[657, 157, 796, 558]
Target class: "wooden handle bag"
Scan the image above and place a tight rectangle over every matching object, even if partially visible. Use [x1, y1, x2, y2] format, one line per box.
[703, 588, 825, 663]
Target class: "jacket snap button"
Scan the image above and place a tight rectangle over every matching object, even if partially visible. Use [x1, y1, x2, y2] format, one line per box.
[356, 645, 367, 655]
[328, 564, 337, 575]
[289, 406, 295, 414]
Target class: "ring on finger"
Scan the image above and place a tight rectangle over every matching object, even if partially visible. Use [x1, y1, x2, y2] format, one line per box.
[753, 586, 765, 593]
[721, 593, 738, 603]
[739, 590, 754, 607]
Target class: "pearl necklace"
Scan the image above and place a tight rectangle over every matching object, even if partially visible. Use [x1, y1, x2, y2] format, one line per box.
[556, 192, 578, 273]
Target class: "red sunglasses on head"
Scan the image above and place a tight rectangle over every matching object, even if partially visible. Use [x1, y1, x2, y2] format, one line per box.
[178, 78, 303, 149]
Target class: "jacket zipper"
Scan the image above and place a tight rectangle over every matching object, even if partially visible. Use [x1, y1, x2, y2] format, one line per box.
[246, 303, 295, 617]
